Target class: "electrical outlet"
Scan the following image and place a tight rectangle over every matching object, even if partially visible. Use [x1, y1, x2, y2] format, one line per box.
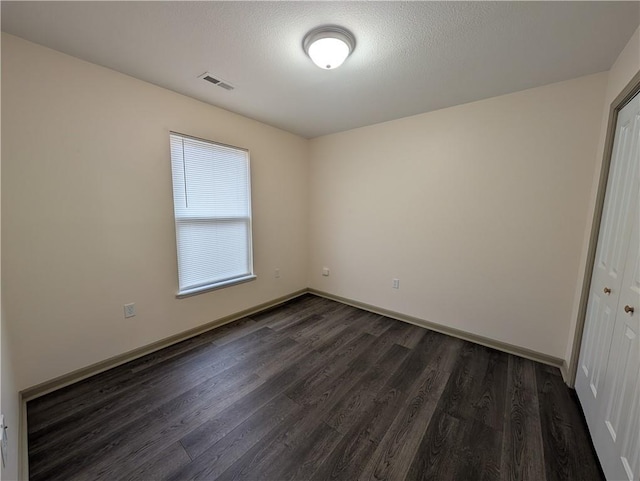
[392, 278, 400, 289]
[124, 303, 136, 318]
[275, 268, 280, 278]
[322, 267, 330, 276]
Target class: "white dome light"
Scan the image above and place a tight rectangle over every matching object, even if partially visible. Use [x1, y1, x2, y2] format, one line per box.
[303, 26, 355, 70]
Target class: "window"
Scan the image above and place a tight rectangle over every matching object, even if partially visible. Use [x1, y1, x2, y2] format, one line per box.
[169, 132, 254, 296]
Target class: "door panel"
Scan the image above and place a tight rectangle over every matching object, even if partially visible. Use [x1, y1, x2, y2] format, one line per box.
[620, 380, 639, 480]
[596, 122, 634, 281]
[580, 295, 614, 398]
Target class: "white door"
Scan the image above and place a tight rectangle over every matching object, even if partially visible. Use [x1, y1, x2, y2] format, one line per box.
[595, 202, 639, 481]
[576, 92, 639, 427]
[576, 90, 640, 481]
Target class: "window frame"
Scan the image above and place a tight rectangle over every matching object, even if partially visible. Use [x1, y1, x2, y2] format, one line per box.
[169, 131, 256, 298]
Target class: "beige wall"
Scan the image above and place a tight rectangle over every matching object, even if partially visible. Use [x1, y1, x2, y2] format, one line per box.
[0, 30, 20, 478]
[1, 33, 309, 392]
[0, 30, 20, 481]
[566, 26, 640, 366]
[308, 73, 607, 360]
[2, 24, 637, 481]
[3, 27, 633, 395]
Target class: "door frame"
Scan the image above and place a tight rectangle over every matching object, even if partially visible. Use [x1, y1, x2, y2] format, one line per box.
[567, 70, 640, 388]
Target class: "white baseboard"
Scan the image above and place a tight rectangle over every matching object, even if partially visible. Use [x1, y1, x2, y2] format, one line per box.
[20, 289, 308, 402]
[18, 289, 310, 480]
[18, 286, 571, 480]
[309, 288, 565, 371]
[560, 361, 572, 386]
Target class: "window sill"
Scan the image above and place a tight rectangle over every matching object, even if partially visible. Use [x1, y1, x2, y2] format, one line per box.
[176, 275, 257, 298]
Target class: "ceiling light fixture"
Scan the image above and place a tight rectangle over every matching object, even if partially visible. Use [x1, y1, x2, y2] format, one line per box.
[303, 26, 355, 70]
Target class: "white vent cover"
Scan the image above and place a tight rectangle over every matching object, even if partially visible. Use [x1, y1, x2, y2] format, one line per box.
[198, 72, 235, 91]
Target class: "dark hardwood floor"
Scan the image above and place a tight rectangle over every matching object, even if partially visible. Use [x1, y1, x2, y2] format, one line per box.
[27, 294, 603, 481]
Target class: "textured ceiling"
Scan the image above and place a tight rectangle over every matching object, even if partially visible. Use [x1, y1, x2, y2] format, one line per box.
[2, 1, 639, 138]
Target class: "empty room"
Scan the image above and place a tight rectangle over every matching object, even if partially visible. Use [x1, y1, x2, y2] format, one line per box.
[1, 1, 639, 480]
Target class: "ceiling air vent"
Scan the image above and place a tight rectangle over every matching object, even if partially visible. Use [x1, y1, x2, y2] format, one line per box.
[198, 72, 235, 91]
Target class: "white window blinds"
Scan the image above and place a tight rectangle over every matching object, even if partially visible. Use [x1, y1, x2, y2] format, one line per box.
[170, 133, 254, 296]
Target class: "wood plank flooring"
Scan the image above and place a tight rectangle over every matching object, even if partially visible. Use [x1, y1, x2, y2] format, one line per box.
[27, 294, 604, 481]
